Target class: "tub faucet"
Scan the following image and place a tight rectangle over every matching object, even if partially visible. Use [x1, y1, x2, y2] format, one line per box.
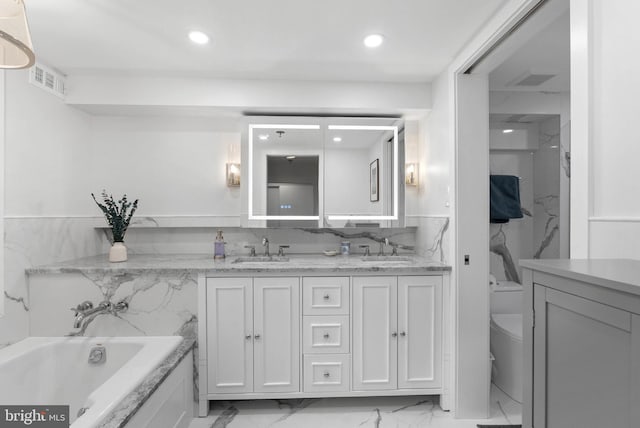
[72, 300, 128, 330]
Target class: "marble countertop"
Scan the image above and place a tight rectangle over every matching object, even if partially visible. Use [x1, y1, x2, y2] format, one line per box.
[520, 258, 640, 297]
[27, 253, 451, 275]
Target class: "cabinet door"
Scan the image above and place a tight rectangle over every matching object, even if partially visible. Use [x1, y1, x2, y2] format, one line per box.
[253, 277, 300, 393]
[352, 276, 397, 390]
[533, 285, 635, 428]
[206, 277, 253, 394]
[398, 276, 442, 389]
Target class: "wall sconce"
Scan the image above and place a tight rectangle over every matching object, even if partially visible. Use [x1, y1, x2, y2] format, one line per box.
[226, 163, 240, 187]
[405, 163, 418, 187]
[0, 0, 35, 69]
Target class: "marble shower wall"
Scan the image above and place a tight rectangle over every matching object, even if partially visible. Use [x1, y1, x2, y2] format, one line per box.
[532, 116, 562, 260]
[490, 116, 566, 282]
[489, 153, 534, 283]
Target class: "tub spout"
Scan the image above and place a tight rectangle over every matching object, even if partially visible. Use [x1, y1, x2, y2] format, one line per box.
[72, 300, 128, 330]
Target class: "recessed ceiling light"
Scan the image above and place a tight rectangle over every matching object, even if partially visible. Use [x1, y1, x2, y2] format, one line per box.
[188, 31, 210, 45]
[502, 129, 514, 134]
[333, 136, 342, 142]
[258, 134, 269, 141]
[363, 34, 384, 48]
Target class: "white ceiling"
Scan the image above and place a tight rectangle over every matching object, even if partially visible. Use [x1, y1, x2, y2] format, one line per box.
[25, 0, 509, 83]
[489, 10, 570, 92]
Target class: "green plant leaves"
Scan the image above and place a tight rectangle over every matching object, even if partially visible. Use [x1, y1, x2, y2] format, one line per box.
[92, 190, 139, 243]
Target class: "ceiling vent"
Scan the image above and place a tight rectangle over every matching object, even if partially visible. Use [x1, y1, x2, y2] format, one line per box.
[28, 62, 66, 99]
[508, 70, 556, 87]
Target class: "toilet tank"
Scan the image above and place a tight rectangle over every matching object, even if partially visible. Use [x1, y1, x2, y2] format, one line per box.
[490, 281, 523, 314]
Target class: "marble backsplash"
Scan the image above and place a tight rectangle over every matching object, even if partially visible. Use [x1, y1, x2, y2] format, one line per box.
[1, 215, 449, 347]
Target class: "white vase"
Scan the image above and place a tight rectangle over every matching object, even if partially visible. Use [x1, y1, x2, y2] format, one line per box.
[109, 241, 128, 263]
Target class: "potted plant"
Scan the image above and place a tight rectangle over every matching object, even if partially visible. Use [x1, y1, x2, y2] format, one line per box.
[92, 190, 139, 262]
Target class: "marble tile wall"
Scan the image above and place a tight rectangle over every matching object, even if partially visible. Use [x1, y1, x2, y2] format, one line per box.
[28, 271, 198, 338]
[119, 224, 418, 257]
[411, 216, 450, 264]
[0, 217, 105, 348]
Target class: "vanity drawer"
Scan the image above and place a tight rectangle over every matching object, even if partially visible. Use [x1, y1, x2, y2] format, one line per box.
[303, 354, 350, 392]
[303, 277, 349, 315]
[303, 315, 349, 354]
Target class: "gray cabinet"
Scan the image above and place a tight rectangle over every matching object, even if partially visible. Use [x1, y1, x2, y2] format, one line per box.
[522, 262, 640, 428]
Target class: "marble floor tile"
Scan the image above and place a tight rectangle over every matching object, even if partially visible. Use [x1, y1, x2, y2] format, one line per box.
[189, 384, 522, 428]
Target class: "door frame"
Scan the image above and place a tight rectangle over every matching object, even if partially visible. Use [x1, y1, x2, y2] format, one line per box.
[449, 0, 547, 417]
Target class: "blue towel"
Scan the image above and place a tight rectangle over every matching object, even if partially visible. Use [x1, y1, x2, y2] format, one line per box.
[490, 175, 523, 223]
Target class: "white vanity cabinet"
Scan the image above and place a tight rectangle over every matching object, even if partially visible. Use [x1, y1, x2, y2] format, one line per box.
[352, 276, 442, 391]
[302, 276, 351, 392]
[205, 277, 300, 396]
[199, 271, 446, 416]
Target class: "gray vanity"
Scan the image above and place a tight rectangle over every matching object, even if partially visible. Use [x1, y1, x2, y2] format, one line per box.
[521, 259, 640, 428]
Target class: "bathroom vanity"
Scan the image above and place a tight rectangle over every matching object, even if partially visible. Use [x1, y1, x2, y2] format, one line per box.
[26, 252, 451, 419]
[521, 259, 640, 428]
[196, 255, 450, 416]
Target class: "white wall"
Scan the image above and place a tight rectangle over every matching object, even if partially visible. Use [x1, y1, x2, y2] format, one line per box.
[1, 69, 100, 347]
[421, 73, 452, 217]
[88, 116, 241, 219]
[571, 0, 640, 259]
[5, 72, 92, 217]
[66, 76, 431, 116]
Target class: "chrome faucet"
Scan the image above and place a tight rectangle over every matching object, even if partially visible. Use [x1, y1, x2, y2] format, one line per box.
[262, 237, 270, 256]
[278, 245, 290, 257]
[72, 300, 128, 330]
[391, 243, 399, 256]
[378, 238, 389, 256]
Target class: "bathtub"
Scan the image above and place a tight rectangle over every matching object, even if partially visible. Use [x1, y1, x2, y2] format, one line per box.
[0, 336, 183, 428]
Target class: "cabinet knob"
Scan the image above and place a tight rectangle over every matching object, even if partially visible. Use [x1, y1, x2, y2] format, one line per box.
[323, 371, 330, 378]
[245, 335, 252, 340]
[391, 332, 398, 338]
[400, 331, 406, 337]
[254, 334, 261, 340]
[323, 294, 330, 300]
[323, 333, 330, 339]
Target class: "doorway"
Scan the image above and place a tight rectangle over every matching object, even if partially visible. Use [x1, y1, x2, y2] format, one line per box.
[452, 0, 570, 419]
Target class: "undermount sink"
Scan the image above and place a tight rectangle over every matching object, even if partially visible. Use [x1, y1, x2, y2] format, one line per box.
[360, 256, 412, 262]
[233, 256, 290, 263]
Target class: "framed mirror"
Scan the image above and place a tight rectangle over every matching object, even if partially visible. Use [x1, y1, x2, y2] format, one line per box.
[244, 116, 404, 228]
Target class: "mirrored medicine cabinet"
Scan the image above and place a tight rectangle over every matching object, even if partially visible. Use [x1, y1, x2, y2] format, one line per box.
[242, 116, 405, 228]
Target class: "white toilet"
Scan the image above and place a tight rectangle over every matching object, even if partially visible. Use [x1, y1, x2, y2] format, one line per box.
[489, 275, 523, 403]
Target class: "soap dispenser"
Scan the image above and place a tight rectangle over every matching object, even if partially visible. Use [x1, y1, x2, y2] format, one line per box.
[214, 230, 225, 260]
